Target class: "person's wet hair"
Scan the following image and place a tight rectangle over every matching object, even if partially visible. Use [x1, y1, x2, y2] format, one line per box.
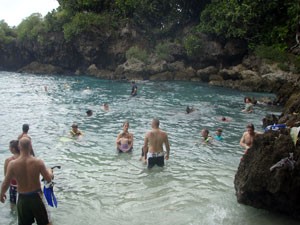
[22, 124, 29, 132]
[9, 140, 20, 153]
[246, 123, 255, 130]
[86, 109, 93, 116]
[123, 121, 129, 127]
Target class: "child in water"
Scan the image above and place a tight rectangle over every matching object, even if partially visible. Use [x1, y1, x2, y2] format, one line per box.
[214, 128, 223, 141]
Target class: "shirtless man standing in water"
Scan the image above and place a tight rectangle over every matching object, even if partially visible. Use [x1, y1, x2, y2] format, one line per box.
[0, 137, 53, 225]
[143, 118, 170, 169]
[239, 123, 260, 153]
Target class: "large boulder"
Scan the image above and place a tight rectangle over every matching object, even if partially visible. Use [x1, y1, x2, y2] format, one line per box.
[234, 131, 300, 219]
[18, 61, 63, 74]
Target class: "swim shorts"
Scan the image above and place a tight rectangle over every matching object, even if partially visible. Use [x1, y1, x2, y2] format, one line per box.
[147, 152, 164, 169]
[9, 185, 17, 204]
[17, 190, 50, 225]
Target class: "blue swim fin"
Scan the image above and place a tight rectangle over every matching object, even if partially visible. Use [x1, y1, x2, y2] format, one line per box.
[43, 181, 57, 207]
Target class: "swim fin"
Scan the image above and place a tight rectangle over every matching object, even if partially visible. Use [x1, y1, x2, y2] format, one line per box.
[43, 181, 57, 207]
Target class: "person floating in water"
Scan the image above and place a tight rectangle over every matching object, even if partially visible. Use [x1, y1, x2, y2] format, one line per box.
[0, 137, 54, 225]
[220, 116, 231, 122]
[86, 109, 93, 117]
[201, 129, 212, 143]
[186, 106, 195, 114]
[70, 123, 83, 137]
[242, 97, 254, 113]
[131, 81, 137, 97]
[4, 140, 20, 207]
[116, 121, 133, 153]
[142, 118, 170, 169]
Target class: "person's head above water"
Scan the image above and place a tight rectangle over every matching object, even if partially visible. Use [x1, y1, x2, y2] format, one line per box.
[122, 121, 130, 132]
[201, 129, 209, 138]
[246, 123, 255, 134]
[71, 123, 79, 130]
[216, 128, 223, 136]
[86, 109, 93, 116]
[22, 124, 29, 133]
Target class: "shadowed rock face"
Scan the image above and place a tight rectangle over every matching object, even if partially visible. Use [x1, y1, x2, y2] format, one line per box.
[234, 131, 300, 218]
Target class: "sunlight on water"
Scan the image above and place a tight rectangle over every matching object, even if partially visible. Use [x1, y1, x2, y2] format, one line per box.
[0, 71, 298, 225]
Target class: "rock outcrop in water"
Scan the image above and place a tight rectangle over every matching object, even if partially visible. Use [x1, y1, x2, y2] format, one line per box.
[234, 96, 300, 219]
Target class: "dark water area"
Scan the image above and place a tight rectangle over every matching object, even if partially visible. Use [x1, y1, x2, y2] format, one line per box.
[0, 71, 298, 225]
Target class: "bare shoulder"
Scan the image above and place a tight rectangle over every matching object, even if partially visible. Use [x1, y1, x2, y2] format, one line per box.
[5, 156, 14, 165]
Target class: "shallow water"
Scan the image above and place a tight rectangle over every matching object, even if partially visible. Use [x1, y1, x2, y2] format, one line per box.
[0, 71, 298, 225]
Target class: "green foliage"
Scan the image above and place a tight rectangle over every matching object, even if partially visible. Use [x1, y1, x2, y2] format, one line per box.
[198, 0, 299, 48]
[255, 45, 300, 73]
[57, 0, 115, 13]
[0, 20, 16, 44]
[254, 45, 287, 62]
[125, 46, 148, 63]
[155, 42, 172, 61]
[16, 13, 45, 41]
[63, 12, 115, 41]
[183, 34, 203, 57]
[44, 9, 72, 32]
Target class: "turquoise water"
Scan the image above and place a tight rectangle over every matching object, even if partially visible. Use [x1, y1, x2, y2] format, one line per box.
[0, 71, 298, 225]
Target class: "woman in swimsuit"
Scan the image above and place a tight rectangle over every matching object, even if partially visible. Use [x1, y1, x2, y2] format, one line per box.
[116, 121, 133, 153]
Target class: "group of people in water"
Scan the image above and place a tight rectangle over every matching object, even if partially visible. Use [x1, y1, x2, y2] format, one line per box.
[0, 78, 262, 225]
[1, 124, 53, 225]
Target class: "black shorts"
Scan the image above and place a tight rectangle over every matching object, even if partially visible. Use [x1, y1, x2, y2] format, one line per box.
[9, 185, 17, 204]
[148, 155, 164, 169]
[17, 190, 50, 225]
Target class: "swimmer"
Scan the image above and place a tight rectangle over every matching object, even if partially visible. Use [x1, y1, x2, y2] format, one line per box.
[214, 128, 223, 141]
[70, 123, 83, 137]
[242, 97, 254, 113]
[220, 116, 231, 122]
[101, 103, 109, 111]
[186, 106, 195, 114]
[86, 109, 93, 117]
[201, 129, 212, 143]
[116, 121, 133, 153]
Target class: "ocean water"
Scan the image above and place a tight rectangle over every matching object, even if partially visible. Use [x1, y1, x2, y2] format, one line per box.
[0, 71, 297, 225]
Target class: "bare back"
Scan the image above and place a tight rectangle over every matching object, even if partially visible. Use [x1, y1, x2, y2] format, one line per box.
[7, 156, 51, 193]
[146, 129, 169, 153]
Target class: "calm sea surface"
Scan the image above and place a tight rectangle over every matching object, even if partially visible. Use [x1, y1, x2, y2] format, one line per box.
[0, 71, 298, 225]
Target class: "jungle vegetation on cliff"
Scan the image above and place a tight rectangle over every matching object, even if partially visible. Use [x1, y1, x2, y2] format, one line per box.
[0, 0, 299, 67]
